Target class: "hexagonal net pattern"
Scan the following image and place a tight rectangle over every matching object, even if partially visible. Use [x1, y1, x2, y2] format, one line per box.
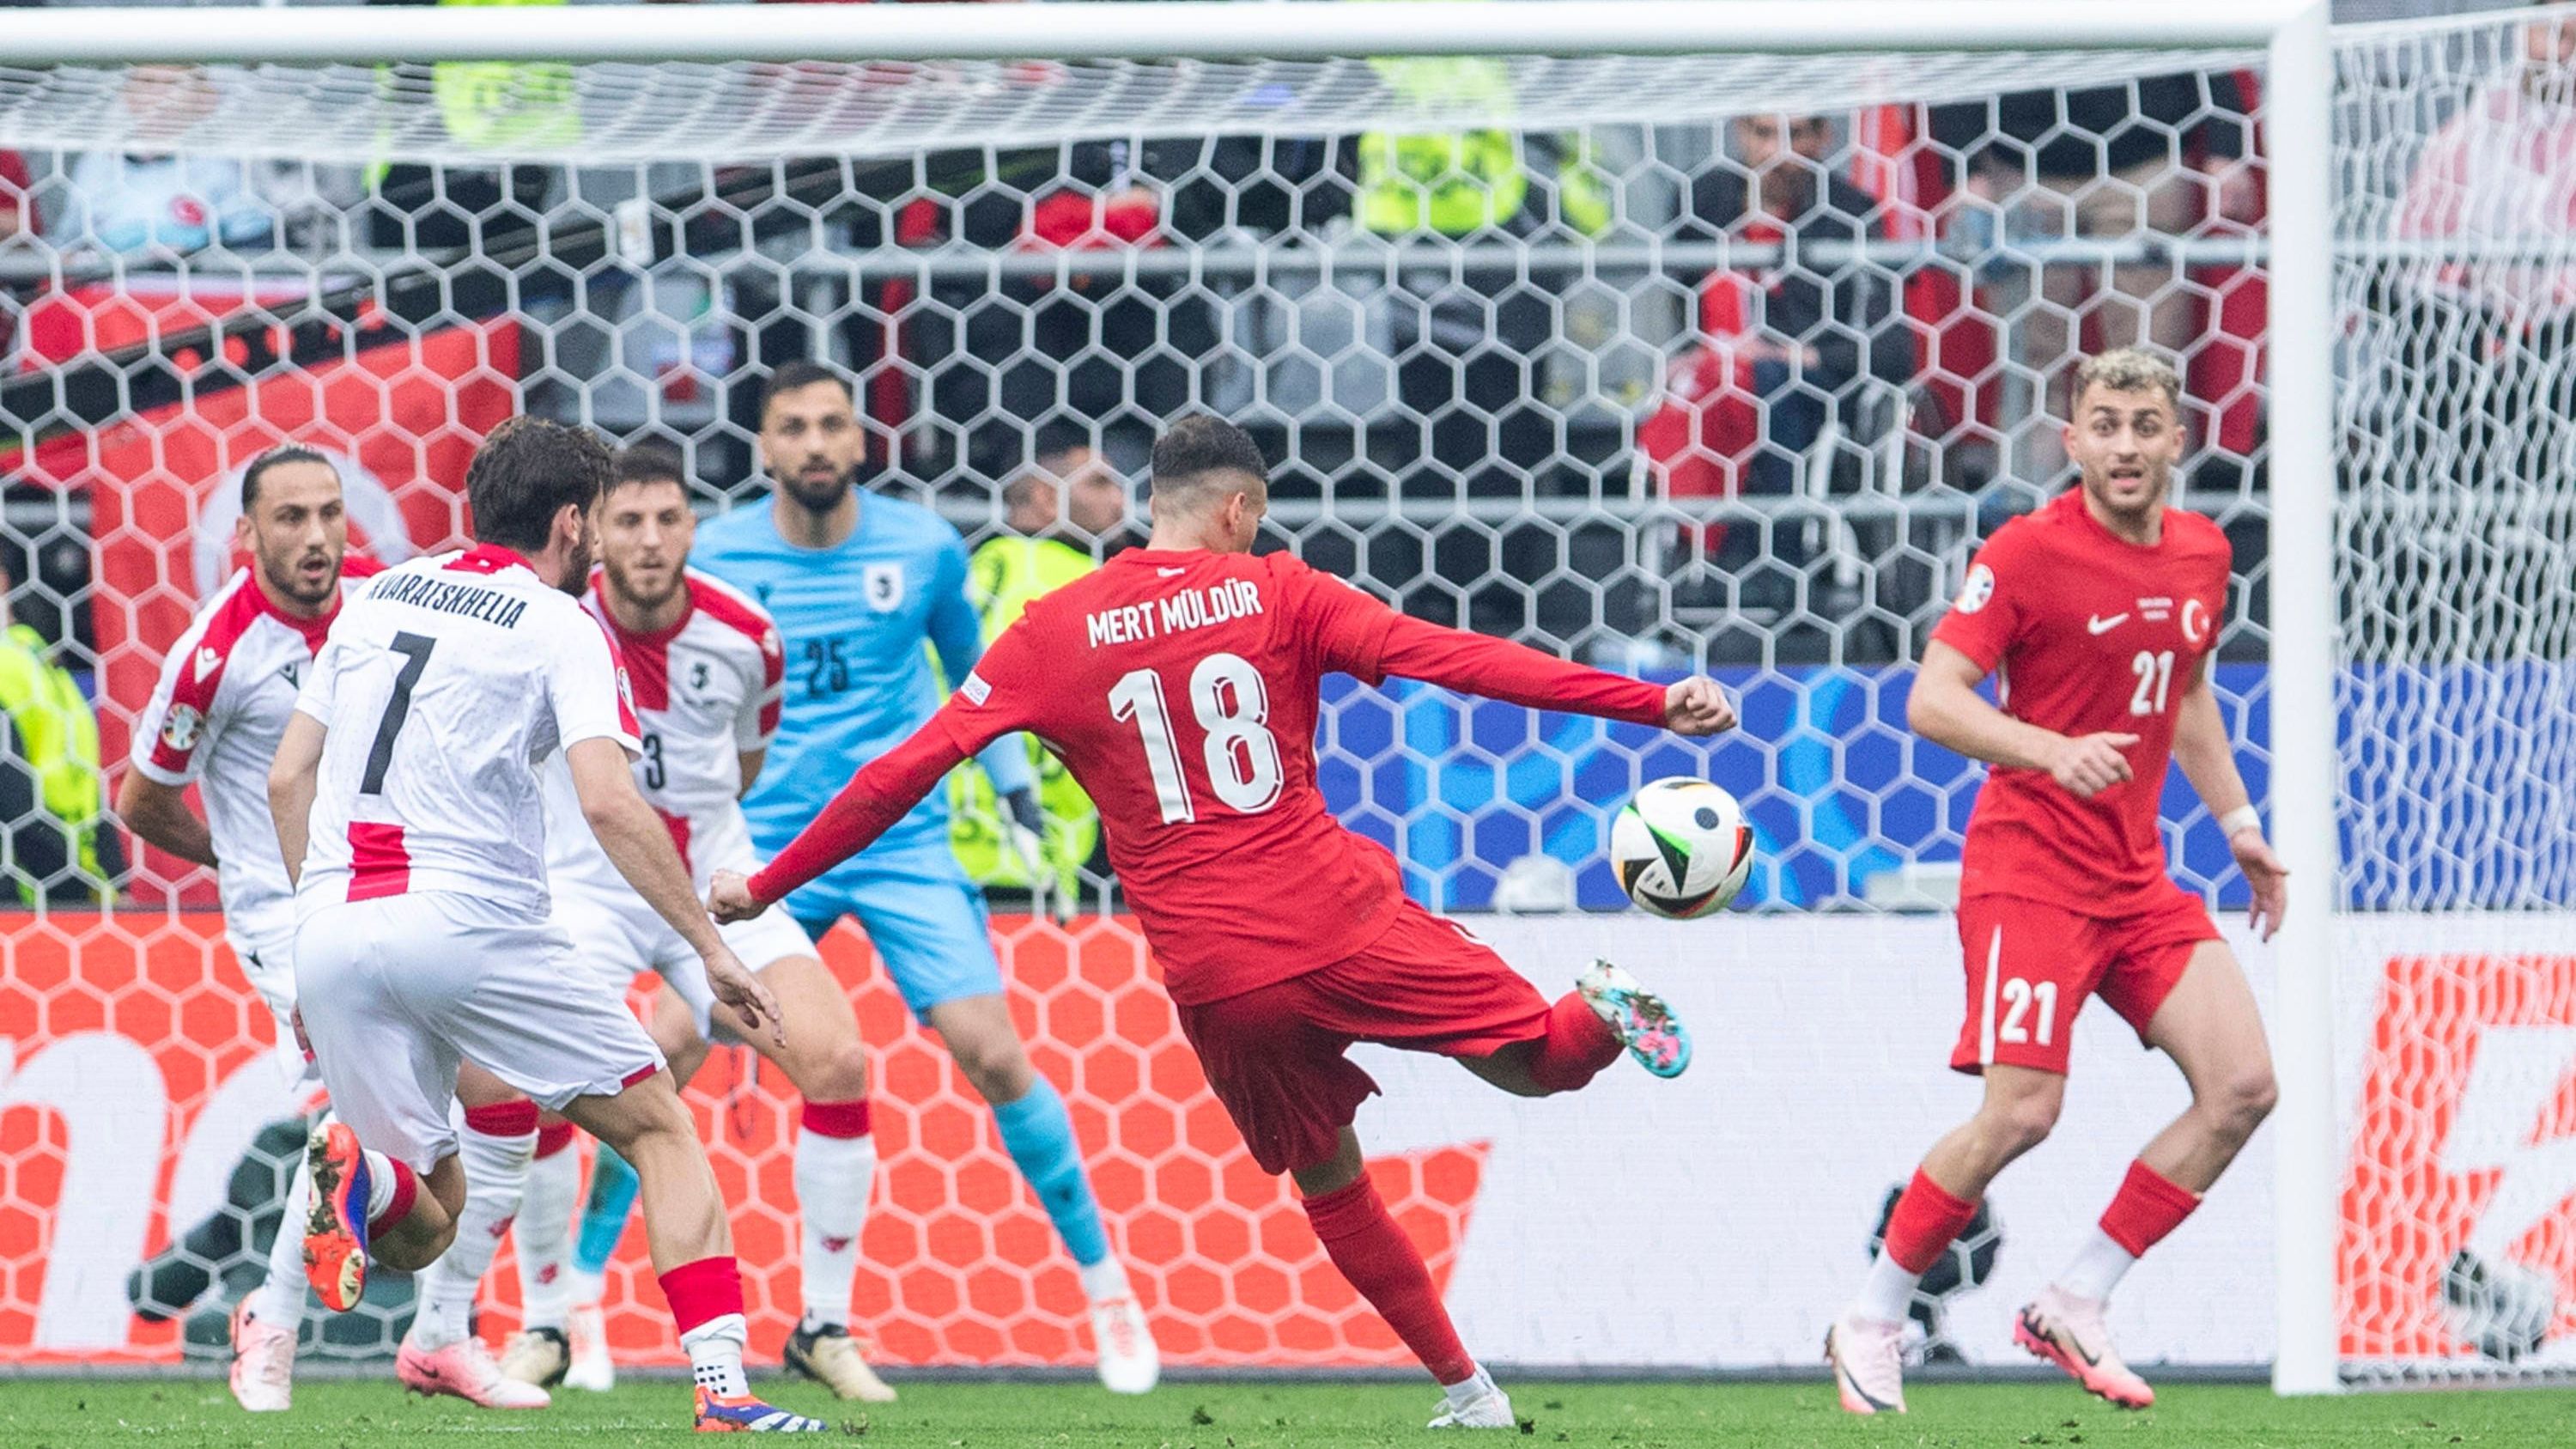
[0, 6, 2556, 1384]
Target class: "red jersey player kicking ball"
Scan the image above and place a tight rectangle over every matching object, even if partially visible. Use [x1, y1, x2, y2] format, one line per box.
[711, 416, 1736, 1431]
[1826, 349, 2287, 1416]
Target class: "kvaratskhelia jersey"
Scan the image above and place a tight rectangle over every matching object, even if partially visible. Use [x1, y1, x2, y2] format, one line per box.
[293, 545, 641, 919]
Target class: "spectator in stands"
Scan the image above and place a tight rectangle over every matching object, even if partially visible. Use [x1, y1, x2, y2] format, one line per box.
[58, 69, 283, 259]
[1352, 54, 1610, 500]
[0, 563, 120, 904]
[2372, 0, 2576, 650]
[1930, 72, 2256, 481]
[1676, 112, 1911, 496]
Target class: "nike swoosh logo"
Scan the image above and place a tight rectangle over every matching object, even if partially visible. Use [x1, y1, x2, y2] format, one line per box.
[2086, 613, 2128, 635]
[2028, 1309, 2102, 1367]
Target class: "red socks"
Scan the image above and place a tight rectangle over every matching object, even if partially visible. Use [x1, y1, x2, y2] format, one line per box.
[534, 1120, 576, 1160]
[801, 1098, 873, 1139]
[659, 1254, 747, 1337]
[1526, 991, 1624, 1093]
[2099, 1160, 2201, 1256]
[373, 1157, 420, 1233]
[1882, 1167, 1978, 1275]
[1302, 1175, 1475, 1386]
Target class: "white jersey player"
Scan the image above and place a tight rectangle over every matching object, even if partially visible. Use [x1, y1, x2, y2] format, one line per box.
[483, 448, 921, 1403]
[118, 447, 371, 1414]
[266, 417, 822, 1435]
[538, 563, 808, 1038]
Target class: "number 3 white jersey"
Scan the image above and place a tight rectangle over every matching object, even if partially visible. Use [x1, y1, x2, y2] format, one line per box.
[543, 567, 783, 895]
[294, 545, 641, 921]
[129, 565, 371, 952]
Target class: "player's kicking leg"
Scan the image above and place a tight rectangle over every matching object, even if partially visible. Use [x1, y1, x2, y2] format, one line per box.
[847, 871, 1159, 1395]
[2015, 941, 2275, 1409]
[1174, 905, 1689, 1430]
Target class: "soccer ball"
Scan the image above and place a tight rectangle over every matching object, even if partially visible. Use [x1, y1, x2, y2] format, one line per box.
[1609, 778, 1754, 919]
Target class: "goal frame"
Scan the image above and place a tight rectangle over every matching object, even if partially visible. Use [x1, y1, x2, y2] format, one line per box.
[1, 0, 2342, 1395]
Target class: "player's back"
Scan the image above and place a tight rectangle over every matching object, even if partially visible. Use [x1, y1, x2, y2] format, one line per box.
[693, 494, 966, 854]
[976, 547, 1406, 1004]
[296, 545, 636, 919]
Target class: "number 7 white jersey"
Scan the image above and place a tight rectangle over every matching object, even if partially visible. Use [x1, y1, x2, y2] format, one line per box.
[293, 545, 641, 921]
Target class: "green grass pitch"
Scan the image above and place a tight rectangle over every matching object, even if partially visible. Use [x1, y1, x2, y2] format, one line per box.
[7, 1377, 2576, 1447]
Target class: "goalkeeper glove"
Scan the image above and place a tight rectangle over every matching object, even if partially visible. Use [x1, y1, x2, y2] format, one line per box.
[1000, 788, 1071, 924]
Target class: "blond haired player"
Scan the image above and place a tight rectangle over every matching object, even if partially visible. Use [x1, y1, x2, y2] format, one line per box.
[1826, 350, 2285, 1415]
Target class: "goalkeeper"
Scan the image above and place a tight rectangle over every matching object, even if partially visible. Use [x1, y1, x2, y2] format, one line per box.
[690, 362, 1156, 1395]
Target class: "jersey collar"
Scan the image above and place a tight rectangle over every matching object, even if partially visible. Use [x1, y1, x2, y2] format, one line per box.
[447, 542, 538, 575]
[590, 571, 696, 649]
[246, 568, 342, 652]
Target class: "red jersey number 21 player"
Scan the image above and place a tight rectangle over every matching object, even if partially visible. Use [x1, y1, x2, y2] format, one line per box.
[714, 416, 1738, 1432]
[1827, 350, 2287, 1416]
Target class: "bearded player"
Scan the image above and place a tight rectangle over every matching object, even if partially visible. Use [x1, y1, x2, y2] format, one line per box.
[1825, 349, 2285, 1416]
[454, 445, 890, 1402]
[120, 446, 375, 1413]
[270, 418, 821, 1434]
[694, 362, 1155, 1396]
[711, 416, 1736, 1431]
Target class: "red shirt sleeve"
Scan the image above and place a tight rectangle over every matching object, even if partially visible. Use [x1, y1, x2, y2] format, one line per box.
[746, 616, 1039, 906]
[1283, 557, 1666, 725]
[1927, 526, 2027, 676]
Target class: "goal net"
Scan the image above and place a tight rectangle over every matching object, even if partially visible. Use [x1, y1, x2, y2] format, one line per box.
[0, 0, 2547, 1391]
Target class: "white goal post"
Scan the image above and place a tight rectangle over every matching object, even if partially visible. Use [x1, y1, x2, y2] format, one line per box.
[0, 0, 2354, 1390]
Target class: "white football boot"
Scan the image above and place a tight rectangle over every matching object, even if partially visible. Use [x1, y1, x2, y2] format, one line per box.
[1824, 1310, 1908, 1416]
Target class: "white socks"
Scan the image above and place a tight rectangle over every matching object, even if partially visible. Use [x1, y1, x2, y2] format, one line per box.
[2052, 1227, 2137, 1303]
[514, 1137, 581, 1332]
[1079, 1256, 1133, 1306]
[361, 1148, 405, 1225]
[1856, 1251, 1925, 1325]
[409, 1116, 534, 1350]
[1444, 1363, 1498, 1403]
[569, 1265, 608, 1313]
[683, 1312, 750, 1397]
[249, 1152, 316, 1330]
[793, 1127, 877, 1330]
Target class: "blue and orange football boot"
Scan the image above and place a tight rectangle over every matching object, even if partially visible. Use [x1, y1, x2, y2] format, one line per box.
[302, 1120, 373, 1312]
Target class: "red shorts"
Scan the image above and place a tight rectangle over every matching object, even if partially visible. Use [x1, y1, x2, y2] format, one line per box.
[1174, 899, 1552, 1175]
[1948, 887, 2221, 1076]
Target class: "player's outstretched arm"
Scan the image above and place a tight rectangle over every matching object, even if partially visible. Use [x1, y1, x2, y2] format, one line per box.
[715, 715, 972, 922]
[567, 737, 784, 1046]
[117, 771, 216, 868]
[1910, 640, 2136, 800]
[265, 711, 326, 887]
[2171, 660, 2287, 940]
[1369, 613, 1734, 734]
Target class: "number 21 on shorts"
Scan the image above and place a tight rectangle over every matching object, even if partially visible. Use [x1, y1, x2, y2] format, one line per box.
[1109, 651, 1284, 824]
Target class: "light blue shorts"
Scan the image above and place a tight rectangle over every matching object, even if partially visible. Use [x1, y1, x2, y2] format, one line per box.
[782, 848, 1001, 1020]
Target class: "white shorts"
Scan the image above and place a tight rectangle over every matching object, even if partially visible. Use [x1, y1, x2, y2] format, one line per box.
[232, 926, 319, 1091]
[550, 879, 816, 1044]
[293, 891, 666, 1172]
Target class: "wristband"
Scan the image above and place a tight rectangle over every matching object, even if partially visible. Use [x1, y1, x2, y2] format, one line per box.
[2219, 805, 2263, 838]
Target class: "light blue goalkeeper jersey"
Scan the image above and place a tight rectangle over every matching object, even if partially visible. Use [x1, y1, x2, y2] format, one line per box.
[693, 490, 1035, 865]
